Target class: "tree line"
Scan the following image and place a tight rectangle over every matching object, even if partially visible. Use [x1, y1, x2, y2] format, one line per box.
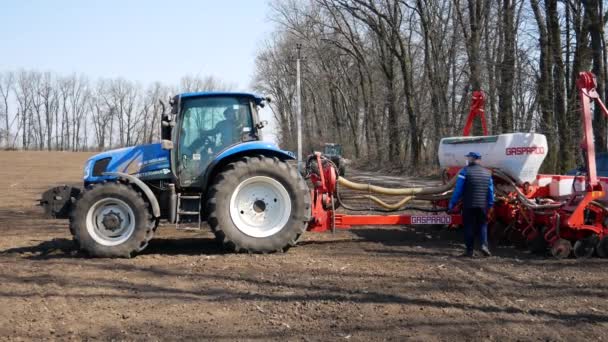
[0, 70, 233, 151]
[253, 0, 608, 172]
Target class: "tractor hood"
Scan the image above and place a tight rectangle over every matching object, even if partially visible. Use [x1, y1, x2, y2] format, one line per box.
[84, 143, 171, 183]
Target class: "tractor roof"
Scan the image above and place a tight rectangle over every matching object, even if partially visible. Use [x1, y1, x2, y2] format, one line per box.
[180, 92, 265, 106]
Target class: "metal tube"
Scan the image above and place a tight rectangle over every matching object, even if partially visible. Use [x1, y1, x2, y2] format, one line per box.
[296, 44, 303, 173]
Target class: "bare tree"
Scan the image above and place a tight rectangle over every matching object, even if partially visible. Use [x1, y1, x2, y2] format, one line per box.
[253, 0, 601, 173]
[0, 71, 15, 148]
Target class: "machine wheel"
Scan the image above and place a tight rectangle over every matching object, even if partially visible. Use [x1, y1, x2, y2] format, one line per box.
[206, 156, 311, 253]
[573, 235, 599, 258]
[488, 221, 507, 247]
[69, 182, 155, 258]
[597, 236, 608, 258]
[528, 226, 548, 255]
[508, 227, 527, 249]
[550, 239, 572, 259]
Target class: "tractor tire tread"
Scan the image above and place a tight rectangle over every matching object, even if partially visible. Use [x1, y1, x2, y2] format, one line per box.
[206, 155, 311, 253]
[69, 181, 155, 258]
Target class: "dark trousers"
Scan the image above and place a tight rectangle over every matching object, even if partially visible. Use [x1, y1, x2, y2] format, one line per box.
[462, 207, 488, 252]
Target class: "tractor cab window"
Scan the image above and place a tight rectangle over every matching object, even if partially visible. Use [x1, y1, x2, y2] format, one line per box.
[324, 144, 342, 156]
[177, 96, 253, 187]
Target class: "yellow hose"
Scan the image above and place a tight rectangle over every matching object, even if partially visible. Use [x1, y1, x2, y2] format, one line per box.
[361, 195, 414, 209]
[337, 173, 458, 196]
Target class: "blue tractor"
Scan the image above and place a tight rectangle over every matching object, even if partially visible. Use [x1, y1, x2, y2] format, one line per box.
[41, 92, 311, 257]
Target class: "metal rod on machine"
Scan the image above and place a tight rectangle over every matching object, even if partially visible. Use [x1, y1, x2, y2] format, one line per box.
[462, 90, 488, 136]
[296, 43, 303, 173]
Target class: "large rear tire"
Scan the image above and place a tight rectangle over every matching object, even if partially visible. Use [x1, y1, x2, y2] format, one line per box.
[69, 182, 155, 258]
[206, 156, 311, 253]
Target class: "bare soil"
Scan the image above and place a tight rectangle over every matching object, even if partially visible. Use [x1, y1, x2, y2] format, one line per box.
[0, 150, 607, 341]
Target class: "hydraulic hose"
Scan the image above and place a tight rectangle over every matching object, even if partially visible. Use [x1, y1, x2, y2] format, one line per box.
[413, 192, 454, 201]
[361, 195, 414, 210]
[309, 153, 456, 212]
[337, 173, 457, 196]
[350, 192, 453, 209]
[492, 169, 563, 210]
[589, 200, 608, 212]
[336, 168, 562, 212]
[335, 181, 447, 212]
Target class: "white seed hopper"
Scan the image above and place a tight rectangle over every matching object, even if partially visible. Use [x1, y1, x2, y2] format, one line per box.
[438, 133, 548, 184]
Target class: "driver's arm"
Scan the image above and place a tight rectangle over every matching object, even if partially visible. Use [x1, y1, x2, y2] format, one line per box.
[201, 126, 219, 136]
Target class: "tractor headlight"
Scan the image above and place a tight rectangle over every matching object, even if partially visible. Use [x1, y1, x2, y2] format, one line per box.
[83, 160, 93, 179]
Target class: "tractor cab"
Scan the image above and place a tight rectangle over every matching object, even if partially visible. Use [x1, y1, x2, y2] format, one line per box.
[162, 93, 268, 188]
[323, 143, 342, 157]
[323, 143, 346, 176]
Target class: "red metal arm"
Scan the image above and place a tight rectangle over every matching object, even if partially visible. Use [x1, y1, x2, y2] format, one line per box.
[462, 90, 488, 136]
[567, 72, 608, 228]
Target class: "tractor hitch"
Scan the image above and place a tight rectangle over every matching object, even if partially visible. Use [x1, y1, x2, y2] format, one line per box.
[39, 185, 81, 219]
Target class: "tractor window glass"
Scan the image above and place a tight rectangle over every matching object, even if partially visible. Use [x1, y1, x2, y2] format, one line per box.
[177, 96, 253, 187]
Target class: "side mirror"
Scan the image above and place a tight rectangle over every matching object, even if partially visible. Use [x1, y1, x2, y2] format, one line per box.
[161, 114, 174, 140]
[255, 120, 268, 130]
[161, 139, 174, 150]
[170, 96, 179, 114]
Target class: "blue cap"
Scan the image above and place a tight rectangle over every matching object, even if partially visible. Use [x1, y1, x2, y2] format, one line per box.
[465, 152, 482, 159]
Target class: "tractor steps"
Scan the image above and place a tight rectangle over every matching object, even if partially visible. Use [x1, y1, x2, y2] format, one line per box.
[176, 193, 202, 230]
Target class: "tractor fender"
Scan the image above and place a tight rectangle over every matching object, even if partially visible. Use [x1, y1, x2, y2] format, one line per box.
[102, 172, 161, 218]
[203, 141, 295, 189]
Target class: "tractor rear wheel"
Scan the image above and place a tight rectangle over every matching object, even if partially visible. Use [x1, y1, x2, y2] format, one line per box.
[69, 182, 155, 258]
[206, 156, 311, 253]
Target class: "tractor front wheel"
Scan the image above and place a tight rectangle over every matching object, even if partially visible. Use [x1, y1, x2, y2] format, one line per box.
[206, 156, 311, 253]
[69, 182, 155, 258]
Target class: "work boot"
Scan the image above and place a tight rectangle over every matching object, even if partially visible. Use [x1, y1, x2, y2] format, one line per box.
[480, 245, 492, 257]
[460, 250, 474, 258]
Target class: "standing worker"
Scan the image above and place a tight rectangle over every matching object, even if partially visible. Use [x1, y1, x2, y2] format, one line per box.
[448, 152, 494, 257]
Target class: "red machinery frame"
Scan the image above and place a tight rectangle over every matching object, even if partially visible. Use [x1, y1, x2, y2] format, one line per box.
[306, 73, 608, 258]
[307, 152, 462, 233]
[308, 152, 462, 232]
[307, 88, 489, 233]
[565, 72, 608, 230]
[440, 72, 608, 252]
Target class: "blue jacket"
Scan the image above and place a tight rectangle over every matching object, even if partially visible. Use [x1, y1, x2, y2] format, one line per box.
[448, 166, 494, 210]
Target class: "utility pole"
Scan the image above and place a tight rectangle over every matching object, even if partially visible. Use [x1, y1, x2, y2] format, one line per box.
[296, 43, 303, 173]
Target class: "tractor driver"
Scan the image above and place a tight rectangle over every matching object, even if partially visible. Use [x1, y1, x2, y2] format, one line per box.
[202, 107, 239, 147]
[448, 152, 494, 258]
[184, 107, 240, 157]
